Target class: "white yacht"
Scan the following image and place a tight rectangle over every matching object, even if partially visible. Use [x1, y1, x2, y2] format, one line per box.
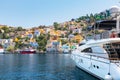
[71, 15, 120, 79]
[71, 38, 120, 80]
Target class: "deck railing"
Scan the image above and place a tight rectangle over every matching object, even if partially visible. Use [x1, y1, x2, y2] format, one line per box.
[86, 30, 119, 40]
[84, 53, 120, 63]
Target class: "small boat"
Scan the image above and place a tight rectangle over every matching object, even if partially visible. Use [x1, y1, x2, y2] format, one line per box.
[20, 48, 36, 54]
[63, 48, 70, 53]
[62, 44, 70, 53]
[0, 47, 4, 54]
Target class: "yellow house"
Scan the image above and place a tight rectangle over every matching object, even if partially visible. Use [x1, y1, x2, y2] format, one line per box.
[73, 35, 83, 43]
[25, 32, 29, 35]
[50, 29, 55, 36]
[30, 38, 35, 42]
[49, 30, 62, 41]
[50, 30, 61, 36]
[54, 30, 61, 36]
[14, 38, 19, 42]
[39, 29, 45, 34]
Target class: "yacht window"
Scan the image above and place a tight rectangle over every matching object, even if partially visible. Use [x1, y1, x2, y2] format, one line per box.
[91, 46, 106, 54]
[79, 43, 85, 46]
[81, 48, 92, 53]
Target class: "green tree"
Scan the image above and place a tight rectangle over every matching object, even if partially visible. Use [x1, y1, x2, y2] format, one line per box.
[46, 33, 50, 40]
[106, 10, 110, 17]
[90, 13, 95, 23]
[17, 26, 23, 31]
[1, 26, 9, 33]
[14, 36, 25, 50]
[25, 36, 29, 42]
[72, 40, 79, 43]
[2, 33, 9, 39]
[36, 34, 47, 51]
[94, 14, 101, 20]
[53, 22, 59, 30]
[61, 34, 65, 38]
[73, 33, 79, 36]
[100, 12, 106, 20]
[0, 27, 10, 39]
[6, 45, 14, 52]
[86, 14, 89, 18]
[61, 39, 68, 45]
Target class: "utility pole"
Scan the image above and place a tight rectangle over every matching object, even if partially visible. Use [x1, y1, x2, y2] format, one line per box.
[116, 15, 120, 33]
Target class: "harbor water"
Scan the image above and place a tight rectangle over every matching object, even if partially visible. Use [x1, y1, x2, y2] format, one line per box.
[0, 54, 99, 80]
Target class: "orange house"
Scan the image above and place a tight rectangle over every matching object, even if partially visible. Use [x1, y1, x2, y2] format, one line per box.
[73, 35, 83, 43]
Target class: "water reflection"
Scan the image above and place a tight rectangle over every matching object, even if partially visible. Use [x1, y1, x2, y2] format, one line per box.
[0, 54, 99, 80]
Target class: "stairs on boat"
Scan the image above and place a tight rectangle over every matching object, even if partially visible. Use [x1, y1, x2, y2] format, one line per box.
[104, 44, 119, 60]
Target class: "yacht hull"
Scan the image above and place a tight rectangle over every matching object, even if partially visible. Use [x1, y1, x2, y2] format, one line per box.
[71, 52, 120, 80]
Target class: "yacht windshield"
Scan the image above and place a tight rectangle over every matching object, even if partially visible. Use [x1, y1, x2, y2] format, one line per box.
[81, 46, 108, 58]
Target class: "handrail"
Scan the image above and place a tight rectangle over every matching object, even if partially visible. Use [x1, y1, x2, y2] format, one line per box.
[84, 53, 109, 60]
[83, 53, 120, 63]
[115, 63, 120, 68]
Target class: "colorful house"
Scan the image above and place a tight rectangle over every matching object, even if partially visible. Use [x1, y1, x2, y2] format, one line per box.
[73, 35, 83, 43]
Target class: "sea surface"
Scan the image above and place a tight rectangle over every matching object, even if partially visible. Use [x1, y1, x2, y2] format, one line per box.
[0, 54, 99, 80]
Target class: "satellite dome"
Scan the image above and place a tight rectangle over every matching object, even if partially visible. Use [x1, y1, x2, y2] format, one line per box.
[109, 6, 120, 13]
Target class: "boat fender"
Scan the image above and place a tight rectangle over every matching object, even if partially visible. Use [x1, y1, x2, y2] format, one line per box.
[104, 73, 113, 80]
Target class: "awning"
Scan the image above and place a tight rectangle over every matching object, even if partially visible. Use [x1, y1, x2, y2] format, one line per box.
[92, 20, 116, 30]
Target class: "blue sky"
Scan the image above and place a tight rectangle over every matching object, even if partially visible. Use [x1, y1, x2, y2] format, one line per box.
[0, 0, 119, 28]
